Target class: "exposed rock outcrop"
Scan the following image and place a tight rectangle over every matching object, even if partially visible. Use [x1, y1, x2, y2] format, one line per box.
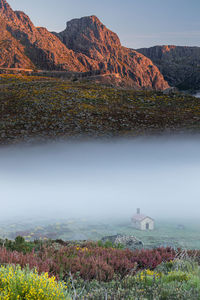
[0, 16, 33, 68]
[137, 45, 200, 90]
[102, 234, 143, 250]
[58, 16, 121, 58]
[0, 0, 169, 90]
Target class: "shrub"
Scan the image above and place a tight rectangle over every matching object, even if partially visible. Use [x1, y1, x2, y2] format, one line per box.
[40, 245, 176, 281]
[0, 245, 176, 282]
[0, 236, 42, 254]
[97, 240, 124, 249]
[0, 265, 71, 299]
[163, 270, 191, 283]
[65, 259, 200, 299]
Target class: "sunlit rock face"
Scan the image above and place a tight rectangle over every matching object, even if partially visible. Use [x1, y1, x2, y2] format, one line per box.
[59, 15, 122, 57]
[57, 16, 169, 90]
[137, 45, 200, 90]
[0, 16, 34, 68]
[0, 0, 87, 71]
[0, 0, 169, 90]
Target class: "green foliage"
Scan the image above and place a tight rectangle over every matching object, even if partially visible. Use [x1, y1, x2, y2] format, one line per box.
[0, 236, 42, 254]
[163, 270, 191, 283]
[66, 259, 200, 299]
[97, 240, 124, 249]
[156, 258, 200, 275]
[0, 265, 70, 299]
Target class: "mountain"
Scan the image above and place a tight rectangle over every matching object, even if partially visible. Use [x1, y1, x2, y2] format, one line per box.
[56, 16, 169, 90]
[0, 0, 86, 71]
[137, 45, 200, 90]
[0, 16, 34, 68]
[0, 0, 169, 90]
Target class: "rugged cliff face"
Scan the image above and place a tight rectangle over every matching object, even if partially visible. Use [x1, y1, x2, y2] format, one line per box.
[137, 45, 200, 89]
[59, 16, 122, 58]
[0, 0, 169, 90]
[0, 0, 87, 71]
[0, 16, 33, 68]
[57, 16, 169, 90]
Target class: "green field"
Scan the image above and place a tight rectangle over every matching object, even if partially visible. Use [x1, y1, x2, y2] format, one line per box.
[1, 218, 200, 249]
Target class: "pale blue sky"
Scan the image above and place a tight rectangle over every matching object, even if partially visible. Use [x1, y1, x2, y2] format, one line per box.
[7, 0, 200, 48]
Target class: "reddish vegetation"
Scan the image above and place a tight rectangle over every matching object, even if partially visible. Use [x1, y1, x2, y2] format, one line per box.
[0, 0, 169, 90]
[0, 247, 50, 275]
[0, 245, 176, 281]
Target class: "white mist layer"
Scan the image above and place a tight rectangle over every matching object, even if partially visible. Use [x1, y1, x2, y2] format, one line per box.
[0, 136, 200, 221]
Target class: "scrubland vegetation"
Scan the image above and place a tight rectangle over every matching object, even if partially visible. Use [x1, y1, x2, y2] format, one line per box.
[1, 237, 200, 299]
[0, 74, 200, 144]
[0, 265, 70, 299]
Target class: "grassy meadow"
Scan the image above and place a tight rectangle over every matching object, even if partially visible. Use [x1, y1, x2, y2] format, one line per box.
[1, 218, 200, 250]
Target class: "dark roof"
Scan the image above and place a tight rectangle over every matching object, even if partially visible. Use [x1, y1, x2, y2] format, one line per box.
[132, 214, 154, 222]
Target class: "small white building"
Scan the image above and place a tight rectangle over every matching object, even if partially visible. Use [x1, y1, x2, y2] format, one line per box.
[131, 208, 154, 231]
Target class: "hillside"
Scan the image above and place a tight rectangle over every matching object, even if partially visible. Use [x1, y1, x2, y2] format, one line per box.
[0, 74, 199, 145]
[0, 0, 169, 90]
[137, 45, 200, 90]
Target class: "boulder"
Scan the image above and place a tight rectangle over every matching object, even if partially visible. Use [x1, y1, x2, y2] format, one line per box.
[102, 234, 143, 250]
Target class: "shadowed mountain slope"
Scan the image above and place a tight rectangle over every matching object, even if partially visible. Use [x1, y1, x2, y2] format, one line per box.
[137, 45, 200, 90]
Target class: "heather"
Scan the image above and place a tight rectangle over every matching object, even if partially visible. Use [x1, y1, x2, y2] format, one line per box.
[0, 242, 176, 281]
[1, 239, 200, 298]
[66, 262, 200, 299]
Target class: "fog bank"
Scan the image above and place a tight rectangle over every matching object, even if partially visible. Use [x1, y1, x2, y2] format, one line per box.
[0, 136, 200, 221]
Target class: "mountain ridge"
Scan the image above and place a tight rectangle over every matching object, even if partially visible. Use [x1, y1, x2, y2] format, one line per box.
[137, 45, 200, 90]
[0, 0, 169, 90]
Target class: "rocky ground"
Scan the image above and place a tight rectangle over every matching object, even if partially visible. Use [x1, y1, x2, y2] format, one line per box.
[101, 234, 144, 250]
[0, 74, 200, 145]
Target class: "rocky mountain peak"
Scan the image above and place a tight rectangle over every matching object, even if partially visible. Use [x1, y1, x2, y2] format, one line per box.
[59, 15, 121, 57]
[0, 0, 9, 10]
[66, 15, 101, 27]
[0, 1, 169, 90]
[14, 10, 35, 32]
[161, 45, 176, 53]
[0, 0, 15, 19]
[0, 1, 34, 33]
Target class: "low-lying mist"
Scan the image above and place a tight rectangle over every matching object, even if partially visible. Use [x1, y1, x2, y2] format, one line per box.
[1, 135, 200, 222]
